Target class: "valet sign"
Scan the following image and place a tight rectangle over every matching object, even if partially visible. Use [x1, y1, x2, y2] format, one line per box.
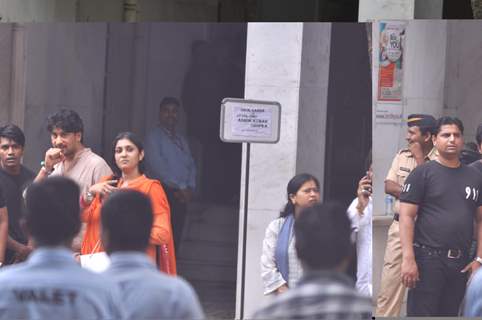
[220, 98, 281, 143]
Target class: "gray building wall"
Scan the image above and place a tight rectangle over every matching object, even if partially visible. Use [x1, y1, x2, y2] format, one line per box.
[372, 20, 482, 314]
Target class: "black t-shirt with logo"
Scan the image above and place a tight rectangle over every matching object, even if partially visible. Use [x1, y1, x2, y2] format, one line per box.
[400, 160, 482, 251]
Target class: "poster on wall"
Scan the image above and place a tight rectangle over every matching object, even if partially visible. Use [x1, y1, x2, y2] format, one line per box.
[377, 21, 406, 102]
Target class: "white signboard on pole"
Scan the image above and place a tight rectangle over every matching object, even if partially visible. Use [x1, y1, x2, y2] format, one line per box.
[220, 98, 281, 143]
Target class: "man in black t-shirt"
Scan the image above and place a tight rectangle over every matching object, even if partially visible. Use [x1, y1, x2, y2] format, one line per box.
[399, 117, 482, 317]
[0, 124, 35, 265]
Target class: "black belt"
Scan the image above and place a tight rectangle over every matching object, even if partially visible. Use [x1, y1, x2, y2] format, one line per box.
[413, 242, 465, 259]
[393, 213, 399, 221]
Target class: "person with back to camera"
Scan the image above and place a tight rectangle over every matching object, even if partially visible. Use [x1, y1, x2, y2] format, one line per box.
[253, 202, 372, 319]
[0, 177, 124, 319]
[100, 189, 204, 319]
[260, 173, 320, 295]
[81, 132, 176, 275]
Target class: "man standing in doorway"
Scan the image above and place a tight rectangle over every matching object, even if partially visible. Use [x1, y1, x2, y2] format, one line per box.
[0, 124, 35, 264]
[145, 97, 196, 252]
[400, 116, 482, 316]
[375, 114, 437, 317]
[34, 109, 112, 251]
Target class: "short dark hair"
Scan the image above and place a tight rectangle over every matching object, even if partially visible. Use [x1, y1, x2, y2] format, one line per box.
[0, 124, 25, 147]
[280, 173, 320, 218]
[294, 202, 352, 270]
[101, 190, 152, 252]
[46, 109, 84, 143]
[111, 132, 145, 179]
[159, 97, 180, 110]
[435, 116, 464, 135]
[25, 177, 80, 246]
[476, 123, 482, 146]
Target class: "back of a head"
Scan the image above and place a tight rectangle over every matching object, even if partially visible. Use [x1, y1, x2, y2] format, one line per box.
[294, 201, 352, 270]
[25, 177, 80, 246]
[101, 190, 153, 253]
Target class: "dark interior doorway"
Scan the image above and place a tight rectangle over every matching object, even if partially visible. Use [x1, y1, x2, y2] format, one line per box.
[443, 0, 474, 18]
[254, 0, 359, 22]
[323, 23, 372, 282]
[324, 23, 372, 207]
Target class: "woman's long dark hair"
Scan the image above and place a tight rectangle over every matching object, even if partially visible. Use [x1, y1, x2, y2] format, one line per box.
[279, 173, 320, 218]
[111, 132, 145, 179]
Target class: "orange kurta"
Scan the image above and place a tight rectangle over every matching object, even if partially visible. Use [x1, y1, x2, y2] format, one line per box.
[81, 174, 177, 275]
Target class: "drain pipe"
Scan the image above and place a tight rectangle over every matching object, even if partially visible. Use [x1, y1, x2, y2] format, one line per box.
[123, 0, 138, 22]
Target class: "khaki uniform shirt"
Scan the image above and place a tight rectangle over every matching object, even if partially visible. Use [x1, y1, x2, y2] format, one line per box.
[385, 147, 437, 213]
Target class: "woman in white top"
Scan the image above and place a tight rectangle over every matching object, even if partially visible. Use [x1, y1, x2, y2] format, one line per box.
[260, 173, 321, 295]
[347, 161, 373, 297]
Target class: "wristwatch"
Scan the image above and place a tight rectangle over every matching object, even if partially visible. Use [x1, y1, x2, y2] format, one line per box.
[85, 191, 94, 203]
[475, 256, 482, 265]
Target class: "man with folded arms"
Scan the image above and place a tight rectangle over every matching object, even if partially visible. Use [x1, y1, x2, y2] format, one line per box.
[400, 116, 482, 316]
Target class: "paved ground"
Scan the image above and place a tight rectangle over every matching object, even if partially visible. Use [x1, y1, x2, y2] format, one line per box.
[177, 202, 238, 319]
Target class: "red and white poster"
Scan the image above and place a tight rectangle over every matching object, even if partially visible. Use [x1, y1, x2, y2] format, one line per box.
[377, 21, 406, 102]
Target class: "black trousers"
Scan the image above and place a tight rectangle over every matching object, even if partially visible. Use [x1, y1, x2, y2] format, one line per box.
[407, 246, 468, 316]
[164, 186, 187, 253]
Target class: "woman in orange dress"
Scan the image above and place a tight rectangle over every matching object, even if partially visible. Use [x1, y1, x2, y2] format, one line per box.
[80, 132, 176, 275]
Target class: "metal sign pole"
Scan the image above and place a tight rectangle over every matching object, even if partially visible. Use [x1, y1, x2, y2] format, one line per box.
[239, 142, 250, 320]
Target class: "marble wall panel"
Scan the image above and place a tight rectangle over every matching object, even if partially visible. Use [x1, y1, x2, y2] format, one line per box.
[359, 0, 415, 21]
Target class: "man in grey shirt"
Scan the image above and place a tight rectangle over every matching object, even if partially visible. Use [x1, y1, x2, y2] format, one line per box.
[101, 189, 204, 320]
[0, 177, 124, 319]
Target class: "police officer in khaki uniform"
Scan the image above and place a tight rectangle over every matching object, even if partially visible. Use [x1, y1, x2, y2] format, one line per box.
[375, 114, 437, 317]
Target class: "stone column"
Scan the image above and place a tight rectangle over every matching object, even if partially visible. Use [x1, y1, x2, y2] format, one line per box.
[0, 24, 12, 121]
[235, 22, 331, 318]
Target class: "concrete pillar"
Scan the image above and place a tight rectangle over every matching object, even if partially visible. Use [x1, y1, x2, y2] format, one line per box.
[235, 22, 331, 318]
[359, 0, 415, 21]
[414, 0, 443, 18]
[0, 0, 75, 22]
[444, 20, 482, 142]
[0, 24, 12, 122]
